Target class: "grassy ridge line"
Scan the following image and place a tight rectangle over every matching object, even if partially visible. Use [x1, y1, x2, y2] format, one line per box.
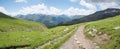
[0, 13, 48, 48]
[0, 18, 47, 32]
[84, 15, 120, 49]
[42, 26, 78, 49]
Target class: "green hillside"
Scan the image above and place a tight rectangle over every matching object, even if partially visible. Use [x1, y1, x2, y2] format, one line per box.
[84, 15, 120, 49]
[0, 12, 78, 49]
[0, 12, 47, 32]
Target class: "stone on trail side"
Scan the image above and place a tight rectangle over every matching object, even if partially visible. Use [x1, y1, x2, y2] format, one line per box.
[64, 28, 69, 32]
[92, 29, 98, 33]
[74, 38, 78, 41]
[95, 46, 100, 49]
[76, 41, 80, 44]
[114, 26, 120, 30]
[98, 32, 102, 35]
[88, 31, 95, 36]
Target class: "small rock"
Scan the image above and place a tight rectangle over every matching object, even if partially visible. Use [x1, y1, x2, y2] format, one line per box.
[93, 43, 97, 45]
[88, 31, 94, 36]
[98, 32, 102, 35]
[22, 35, 25, 38]
[15, 39, 21, 42]
[25, 38, 31, 41]
[92, 29, 98, 33]
[88, 31, 92, 35]
[96, 46, 100, 49]
[78, 43, 82, 46]
[64, 28, 69, 31]
[76, 41, 80, 44]
[79, 46, 85, 49]
[114, 26, 120, 30]
[15, 40, 19, 42]
[9, 29, 13, 31]
[74, 38, 77, 41]
[74, 35, 76, 37]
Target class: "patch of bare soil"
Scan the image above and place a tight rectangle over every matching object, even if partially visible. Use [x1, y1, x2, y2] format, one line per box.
[94, 34, 110, 45]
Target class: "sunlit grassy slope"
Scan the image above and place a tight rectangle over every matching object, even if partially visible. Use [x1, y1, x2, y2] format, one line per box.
[0, 25, 77, 49]
[84, 15, 120, 49]
[0, 12, 78, 49]
[0, 12, 47, 32]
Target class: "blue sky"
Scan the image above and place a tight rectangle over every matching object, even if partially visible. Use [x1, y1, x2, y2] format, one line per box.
[0, 0, 120, 16]
[0, 0, 84, 12]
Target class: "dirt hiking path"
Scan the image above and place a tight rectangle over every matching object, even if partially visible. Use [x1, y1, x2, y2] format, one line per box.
[59, 25, 100, 49]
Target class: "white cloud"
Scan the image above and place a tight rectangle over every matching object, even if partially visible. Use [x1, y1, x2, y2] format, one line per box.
[49, 7, 61, 15]
[89, 0, 120, 3]
[0, 6, 9, 14]
[18, 4, 62, 15]
[70, 0, 80, 2]
[15, 0, 27, 3]
[70, 0, 120, 11]
[80, 0, 97, 10]
[16, 4, 95, 16]
[0, 4, 95, 16]
[99, 2, 120, 10]
[63, 7, 95, 16]
[19, 4, 49, 15]
[70, 0, 97, 10]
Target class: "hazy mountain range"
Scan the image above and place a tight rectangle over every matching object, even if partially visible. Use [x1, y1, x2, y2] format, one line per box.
[15, 14, 84, 27]
[15, 8, 120, 27]
[59, 8, 120, 25]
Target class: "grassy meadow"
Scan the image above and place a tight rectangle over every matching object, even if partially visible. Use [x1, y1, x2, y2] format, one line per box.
[84, 15, 120, 49]
[0, 13, 79, 49]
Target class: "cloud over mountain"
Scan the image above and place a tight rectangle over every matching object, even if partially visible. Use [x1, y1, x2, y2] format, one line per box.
[18, 4, 95, 16]
[15, 0, 27, 3]
[70, 0, 120, 11]
[0, 6, 9, 15]
[0, 0, 120, 16]
[89, 0, 120, 3]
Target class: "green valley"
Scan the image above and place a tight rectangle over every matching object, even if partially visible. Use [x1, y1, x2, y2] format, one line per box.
[1, 0, 120, 49]
[0, 6, 120, 49]
[0, 12, 78, 49]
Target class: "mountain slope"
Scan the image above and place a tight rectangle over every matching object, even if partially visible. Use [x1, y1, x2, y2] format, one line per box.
[0, 12, 47, 32]
[15, 14, 84, 27]
[60, 8, 120, 25]
[84, 15, 120, 49]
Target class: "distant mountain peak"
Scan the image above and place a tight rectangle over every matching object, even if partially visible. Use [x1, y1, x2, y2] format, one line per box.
[105, 8, 120, 10]
[59, 8, 120, 25]
[15, 14, 84, 27]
